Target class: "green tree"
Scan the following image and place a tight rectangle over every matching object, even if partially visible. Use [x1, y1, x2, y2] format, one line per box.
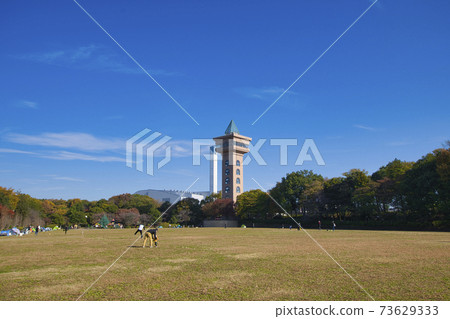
[323, 177, 350, 219]
[270, 170, 324, 216]
[108, 193, 132, 208]
[402, 146, 450, 224]
[372, 159, 414, 213]
[174, 198, 202, 226]
[435, 144, 450, 217]
[372, 159, 414, 181]
[235, 189, 272, 220]
[51, 213, 66, 226]
[66, 207, 87, 225]
[128, 194, 160, 216]
[159, 201, 175, 223]
[352, 180, 378, 220]
[343, 169, 371, 189]
[15, 193, 43, 223]
[99, 214, 109, 228]
[303, 180, 325, 215]
[201, 191, 222, 205]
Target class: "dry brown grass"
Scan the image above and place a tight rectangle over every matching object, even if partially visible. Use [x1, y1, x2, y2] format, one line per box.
[0, 228, 448, 300]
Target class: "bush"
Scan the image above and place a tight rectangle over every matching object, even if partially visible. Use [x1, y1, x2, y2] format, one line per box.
[432, 220, 450, 230]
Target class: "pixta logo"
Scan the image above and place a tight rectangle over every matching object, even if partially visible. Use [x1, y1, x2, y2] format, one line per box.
[193, 138, 325, 166]
[127, 129, 325, 175]
[126, 129, 172, 176]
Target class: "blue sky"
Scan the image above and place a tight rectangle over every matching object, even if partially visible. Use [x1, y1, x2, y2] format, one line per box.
[1, 0, 449, 200]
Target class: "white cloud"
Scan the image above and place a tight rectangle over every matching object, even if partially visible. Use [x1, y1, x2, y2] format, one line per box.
[6, 132, 124, 152]
[387, 141, 413, 147]
[53, 176, 85, 182]
[40, 151, 124, 163]
[5, 132, 195, 157]
[353, 124, 376, 131]
[235, 86, 297, 100]
[104, 115, 124, 120]
[3, 132, 197, 163]
[153, 140, 193, 158]
[0, 148, 36, 154]
[0, 147, 123, 163]
[16, 45, 178, 76]
[17, 100, 38, 109]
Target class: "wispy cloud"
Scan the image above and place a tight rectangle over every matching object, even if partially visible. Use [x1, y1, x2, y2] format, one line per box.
[15, 45, 178, 76]
[326, 135, 344, 140]
[387, 141, 413, 147]
[154, 140, 193, 158]
[5, 131, 195, 157]
[235, 86, 297, 100]
[353, 124, 376, 131]
[104, 115, 124, 121]
[166, 169, 198, 177]
[16, 100, 38, 109]
[0, 169, 15, 173]
[3, 130, 197, 163]
[48, 175, 85, 182]
[39, 151, 124, 162]
[0, 148, 36, 155]
[6, 132, 124, 152]
[0, 147, 123, 163]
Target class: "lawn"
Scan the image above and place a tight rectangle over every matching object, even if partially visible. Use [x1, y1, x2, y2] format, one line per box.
[0, 228, 448, 301]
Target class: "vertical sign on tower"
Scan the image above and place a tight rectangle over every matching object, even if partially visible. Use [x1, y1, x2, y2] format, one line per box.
[209, 146, 218, 194]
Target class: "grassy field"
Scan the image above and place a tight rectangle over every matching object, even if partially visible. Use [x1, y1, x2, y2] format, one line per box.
[0, 228, 449, 301]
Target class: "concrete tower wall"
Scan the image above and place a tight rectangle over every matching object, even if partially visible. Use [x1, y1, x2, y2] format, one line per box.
[214, 123, 251, 202]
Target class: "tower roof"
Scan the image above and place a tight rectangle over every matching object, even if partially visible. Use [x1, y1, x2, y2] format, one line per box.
[225, 120, 239, 135]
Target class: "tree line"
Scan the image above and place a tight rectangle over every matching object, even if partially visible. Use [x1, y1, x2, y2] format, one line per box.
[1, 143, 448, 230]
[0, 192, 161, 229]
[236, 143, 449, 230]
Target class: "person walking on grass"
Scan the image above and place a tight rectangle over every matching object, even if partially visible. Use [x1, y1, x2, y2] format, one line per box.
[35, 225, 39, 236]
[318, 220, 321, 230]
[332, 221, 336, 231]
[135, 224, 144, 238]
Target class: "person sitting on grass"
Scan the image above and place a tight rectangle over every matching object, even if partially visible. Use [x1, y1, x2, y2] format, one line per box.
[143, 227, 158, 248]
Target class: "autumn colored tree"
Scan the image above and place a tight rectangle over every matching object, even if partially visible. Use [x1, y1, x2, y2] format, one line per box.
[115, 208, 140, 227]
[202, 199, 235, 219]
[0, 187, 19, 211]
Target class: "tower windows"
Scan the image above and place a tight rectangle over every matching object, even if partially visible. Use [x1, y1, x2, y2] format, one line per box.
[225, 160, 229, 166]
[225, 168, 230, 175]
[236, 186, 241, 193]
[236, 178, 240, 184]
[225, 186, 230, 193]
[236, 169, 240, 175]
[225, 177, 230, 184]
[236, 160, 240, 166]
